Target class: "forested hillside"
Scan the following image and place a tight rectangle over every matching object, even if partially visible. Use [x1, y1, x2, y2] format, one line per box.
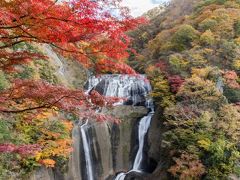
[128, 0, 240, 179]
[1, 0, 240, 179]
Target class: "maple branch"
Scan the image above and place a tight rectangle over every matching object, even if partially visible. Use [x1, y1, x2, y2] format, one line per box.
[0, 94, 89, 114]
[0, 40, 25, 49]
[0, 104, 51, 113]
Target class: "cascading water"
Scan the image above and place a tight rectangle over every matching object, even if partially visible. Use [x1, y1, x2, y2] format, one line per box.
[132, 112, 154, 171]
[114, 110, 154, 180]
[86, 74, 152, 106]
[82, 74, 154, 180]
[80, 120, 94, 180]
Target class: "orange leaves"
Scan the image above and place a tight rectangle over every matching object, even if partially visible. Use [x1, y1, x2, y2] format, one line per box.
[39, 159, 56, 168]
[168, 152, 205, 180]
[224, 71, 238, 80]
[31, 117, 73, 167]
[224, 70, 240, 89]
[62, 120, 73, 132]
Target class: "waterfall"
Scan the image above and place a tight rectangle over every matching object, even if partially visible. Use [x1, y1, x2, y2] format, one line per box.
[86, 74, 152, 106]
[216, 77, 224, 93]
[80, 120, 94, 180]
[115, 110, 154, 180]
[132, 112, 154, 171]
[82, 74, 154, 180]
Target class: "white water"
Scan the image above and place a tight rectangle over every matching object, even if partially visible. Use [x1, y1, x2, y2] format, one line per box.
[80, 120, 94, 180]
[115, 172, 127, 180]
[216, 77, 224, 93]
[115, 110, 154, 180]
[133, 112, 154, 171]
[87, 75, 152, 105]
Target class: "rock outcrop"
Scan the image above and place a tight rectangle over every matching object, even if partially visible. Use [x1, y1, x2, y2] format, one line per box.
[30, 106, 148, 180]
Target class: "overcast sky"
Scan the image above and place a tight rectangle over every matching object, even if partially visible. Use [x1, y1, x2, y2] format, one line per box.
[122, 0, 167, 17]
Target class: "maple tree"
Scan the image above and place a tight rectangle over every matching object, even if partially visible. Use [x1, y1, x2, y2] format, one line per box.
[0, 0, 144, 115]
[0, 0, 144, 160]
[0, 0, 143, 72]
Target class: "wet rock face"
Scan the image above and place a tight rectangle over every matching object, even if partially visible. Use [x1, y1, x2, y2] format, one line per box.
[29, 167, 64, 180]
[30, 106, 148, 180]
[67, 106, 148, 180]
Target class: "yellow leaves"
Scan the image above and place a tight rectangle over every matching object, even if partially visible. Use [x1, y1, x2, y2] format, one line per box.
[40, 159, 56, 168]
[200, 30, 215, 46]
[204, 48, 214, 53]
[192, 67, 212, 79]
[233, 59, 240, 70]
[17, 112, 73, 168]
[234, 37, 240, 45]
[35, 152, 42, 161]
[198, 138, 211, 151]
[191, 67, 220, 80]
[35, 110, 58, 119]
[169, 54, 189, 70]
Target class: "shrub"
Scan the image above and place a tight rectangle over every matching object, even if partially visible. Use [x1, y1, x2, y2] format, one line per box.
[168, 152, 205, 180]
[234, 20, 240, 36]
[223, 86, 240, 103]
[200, 30, 215, 46]
[171, 25, 199, 51]
[199, 18, 218, 31]
[14, 65, 34, 79]
[169, 54, 189, 73]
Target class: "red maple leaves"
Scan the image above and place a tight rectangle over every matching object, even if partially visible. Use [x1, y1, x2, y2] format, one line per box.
[0, 0, 144, 156]
[0, 79, 120, 121]
[0, 0, 144, 72]
[0, 144, 41, 156]
[0, 0, 145, 119]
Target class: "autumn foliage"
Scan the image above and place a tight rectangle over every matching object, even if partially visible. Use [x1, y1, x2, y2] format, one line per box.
[0, 0, 144, 115]
[0, 0, 144, 118]
[128, 0, 240, 179]
[0, 0, 144, 172]
[0, 0, 144, 72]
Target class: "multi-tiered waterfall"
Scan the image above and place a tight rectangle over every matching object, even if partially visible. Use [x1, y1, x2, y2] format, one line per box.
[80, 74, 154, 180]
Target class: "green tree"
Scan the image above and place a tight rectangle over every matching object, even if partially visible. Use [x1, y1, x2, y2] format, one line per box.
[171, 25, 199, 51]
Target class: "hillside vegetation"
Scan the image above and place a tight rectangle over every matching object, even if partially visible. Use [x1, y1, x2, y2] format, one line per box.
[129, 0, 240, 179]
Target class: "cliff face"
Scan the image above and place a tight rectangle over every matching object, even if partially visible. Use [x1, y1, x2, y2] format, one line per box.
[67, 106, 148, 180]
[30, 106, 148, 180]
[37, 44, 88, 88]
